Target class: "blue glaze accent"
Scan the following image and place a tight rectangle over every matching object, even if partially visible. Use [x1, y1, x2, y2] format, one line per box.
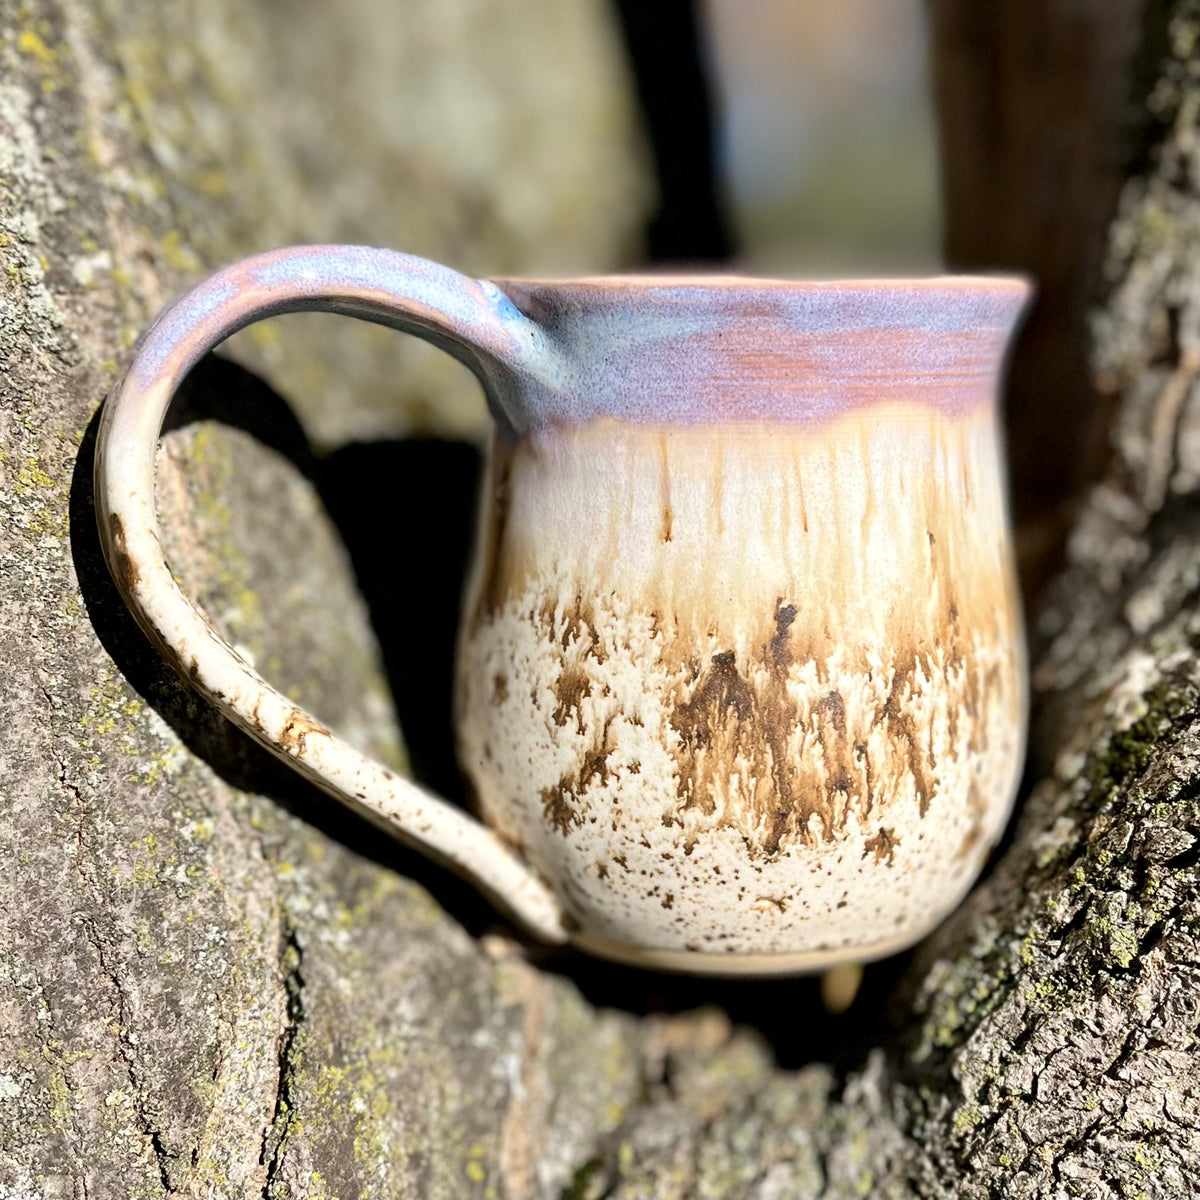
[478, 279, 524, 322]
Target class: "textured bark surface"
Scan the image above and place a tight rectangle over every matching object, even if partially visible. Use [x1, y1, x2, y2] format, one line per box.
[1, 2, 1197, 1200]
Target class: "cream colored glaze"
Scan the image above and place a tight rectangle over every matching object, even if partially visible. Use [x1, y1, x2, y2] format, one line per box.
[456, 403, 1025, 968]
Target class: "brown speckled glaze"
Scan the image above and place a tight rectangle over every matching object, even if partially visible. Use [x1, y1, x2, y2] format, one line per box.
[457, 404, 1025, 970]
[97, 246, 1028, 973]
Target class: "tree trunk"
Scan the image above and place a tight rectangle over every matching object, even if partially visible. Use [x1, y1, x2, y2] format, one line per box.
[1, 2, 1196, 1199]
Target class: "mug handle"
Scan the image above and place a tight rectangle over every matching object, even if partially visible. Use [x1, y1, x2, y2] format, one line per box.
[95, 244, 568, 945]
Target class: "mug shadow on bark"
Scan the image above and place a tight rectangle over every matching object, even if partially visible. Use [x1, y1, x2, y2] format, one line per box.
[71, 350, 922, 1070]
[70, 354, 497, 941]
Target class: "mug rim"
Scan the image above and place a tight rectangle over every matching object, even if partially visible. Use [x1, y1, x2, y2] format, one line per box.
[491, 271, 1031, 297]
[489, 270, 1032, 428]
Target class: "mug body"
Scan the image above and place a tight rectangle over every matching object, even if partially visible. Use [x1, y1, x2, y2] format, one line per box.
[456, 277, 1027, 973]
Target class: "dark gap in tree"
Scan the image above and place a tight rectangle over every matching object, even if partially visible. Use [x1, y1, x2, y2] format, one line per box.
[610, 0, 735, 265]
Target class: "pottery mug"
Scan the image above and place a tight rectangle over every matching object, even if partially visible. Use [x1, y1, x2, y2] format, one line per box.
[96, 245, 1029, 975]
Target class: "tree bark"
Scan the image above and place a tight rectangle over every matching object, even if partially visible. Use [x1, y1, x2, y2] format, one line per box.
[1, 2, 1196, 1199]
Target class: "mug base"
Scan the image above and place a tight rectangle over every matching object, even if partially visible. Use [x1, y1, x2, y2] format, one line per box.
[568, 927, 926, 977]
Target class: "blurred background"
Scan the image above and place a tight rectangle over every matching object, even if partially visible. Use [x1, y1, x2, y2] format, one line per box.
[702, 0, 940, 272]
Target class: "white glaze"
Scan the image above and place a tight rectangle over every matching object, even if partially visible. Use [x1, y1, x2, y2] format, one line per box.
[457, 404, 1025, 967]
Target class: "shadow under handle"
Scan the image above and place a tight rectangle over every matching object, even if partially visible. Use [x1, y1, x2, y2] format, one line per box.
[94, 244, 569, 945]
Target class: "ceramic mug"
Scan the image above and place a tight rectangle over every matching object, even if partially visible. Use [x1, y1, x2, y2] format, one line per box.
[96, 245, 1029, 975]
